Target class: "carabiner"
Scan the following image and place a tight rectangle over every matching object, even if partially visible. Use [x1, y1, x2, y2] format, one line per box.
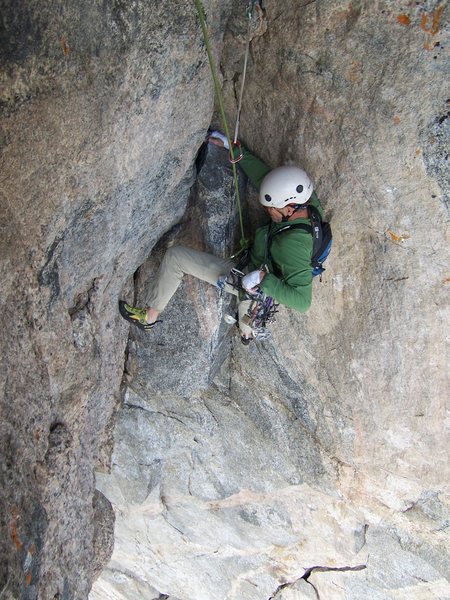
[229, 139, 243, 164]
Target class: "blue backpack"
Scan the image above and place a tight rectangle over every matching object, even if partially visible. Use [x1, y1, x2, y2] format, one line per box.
[267, 205, 332, 280]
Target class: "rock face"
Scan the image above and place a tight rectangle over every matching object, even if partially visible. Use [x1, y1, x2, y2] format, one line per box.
[1, 0, 449, 599]
[0, 1, 231, 598]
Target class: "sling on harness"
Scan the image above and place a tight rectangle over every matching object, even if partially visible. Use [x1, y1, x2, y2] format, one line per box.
[264, 205, 333, 280]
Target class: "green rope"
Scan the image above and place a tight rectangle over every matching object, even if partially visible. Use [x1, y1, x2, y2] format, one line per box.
[194, 0, 249, 253]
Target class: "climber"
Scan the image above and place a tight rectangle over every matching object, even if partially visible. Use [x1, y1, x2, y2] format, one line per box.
[119, 133, 324, 342]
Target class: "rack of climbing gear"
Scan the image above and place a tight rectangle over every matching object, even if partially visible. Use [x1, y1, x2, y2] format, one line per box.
[244, 294, 278, 340]
[193, 0, 259, 255]
[224, 268, 279, 340]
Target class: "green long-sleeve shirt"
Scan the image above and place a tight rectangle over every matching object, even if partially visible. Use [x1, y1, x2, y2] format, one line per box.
[237, 145, 323, 313]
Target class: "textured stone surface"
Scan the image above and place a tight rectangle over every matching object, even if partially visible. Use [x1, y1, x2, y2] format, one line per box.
[91, 491, 115, 582]
[226, 0, 450, 524]
[0, 1, 231, 597]
[126, 143, 244, 399]
[1, 0, 449, 599]
[93, 1, 450, 599]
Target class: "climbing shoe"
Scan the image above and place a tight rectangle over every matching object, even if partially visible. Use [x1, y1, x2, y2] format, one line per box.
[240, 335, 253, 346]
[119, 301, 159, 331]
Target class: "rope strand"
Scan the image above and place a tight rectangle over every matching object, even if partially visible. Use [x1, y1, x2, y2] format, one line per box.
[194, 0, 248, 251]
[233, 12, 252, 144]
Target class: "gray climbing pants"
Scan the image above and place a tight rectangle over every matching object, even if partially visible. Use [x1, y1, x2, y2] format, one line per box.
[147, 245, 254, 337]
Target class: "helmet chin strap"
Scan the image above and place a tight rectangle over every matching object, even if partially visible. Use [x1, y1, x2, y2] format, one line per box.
[282, 204, 306, 222]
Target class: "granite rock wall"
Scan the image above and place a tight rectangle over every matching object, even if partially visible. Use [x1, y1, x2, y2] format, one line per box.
[1, 1, 449, 599]
[0, 1, 231, 598]
[93, 1, 450, 599]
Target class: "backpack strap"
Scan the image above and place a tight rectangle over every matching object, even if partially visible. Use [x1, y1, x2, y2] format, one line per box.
[264, 218, 313, 275]
[272, 223, 313, 236]
[307, 205, 323, 251]
[264, 206, 332, 280]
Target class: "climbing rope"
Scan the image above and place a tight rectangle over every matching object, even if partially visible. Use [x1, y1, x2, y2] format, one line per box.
[194, 0, 254, 253]
[232, 3, 255, 146]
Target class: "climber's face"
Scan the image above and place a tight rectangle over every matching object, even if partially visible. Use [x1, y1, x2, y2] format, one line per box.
[265, 205, 293, 223]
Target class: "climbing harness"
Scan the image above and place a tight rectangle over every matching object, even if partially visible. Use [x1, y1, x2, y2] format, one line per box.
[223, 267, 279, 341]
[194, 0, 258, 254]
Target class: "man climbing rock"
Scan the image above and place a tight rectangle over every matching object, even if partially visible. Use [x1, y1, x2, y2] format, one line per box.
[119, 133, 326, 343]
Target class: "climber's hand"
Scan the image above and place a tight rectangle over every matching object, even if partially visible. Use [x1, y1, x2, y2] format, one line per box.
[242, 270, 265, 293]
[207, 130, 229, 150]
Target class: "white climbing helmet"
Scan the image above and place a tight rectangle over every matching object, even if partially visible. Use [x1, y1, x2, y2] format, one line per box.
[259, 166, 313, 208]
